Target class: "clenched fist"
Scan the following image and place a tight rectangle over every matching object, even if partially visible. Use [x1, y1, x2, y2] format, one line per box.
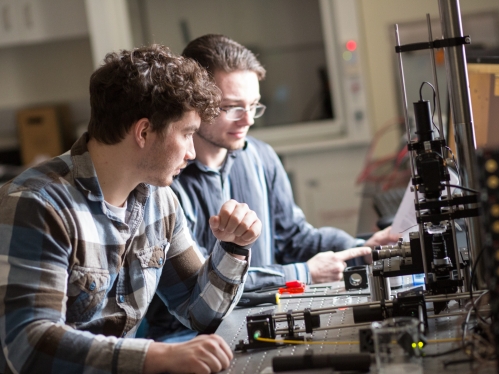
[209, 199, 261, 247]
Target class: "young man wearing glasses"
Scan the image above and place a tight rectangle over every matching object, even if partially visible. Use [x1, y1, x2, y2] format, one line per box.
[144, 34, 397, 342]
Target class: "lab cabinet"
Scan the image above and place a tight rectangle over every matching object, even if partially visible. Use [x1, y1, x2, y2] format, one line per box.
[0, 0, 87, 47]
[281, 144, 368, 237]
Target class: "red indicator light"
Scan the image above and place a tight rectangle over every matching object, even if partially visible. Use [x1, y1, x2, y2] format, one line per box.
[346, 40, 357, 52]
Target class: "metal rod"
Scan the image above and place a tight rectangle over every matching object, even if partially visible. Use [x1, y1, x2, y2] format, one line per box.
[427, 309, 490, 319]
[394, 24, 429, 280]
[277, 308, 490, 336]
[279, 292, 370, 300]
[275, 322, 372, 335]
[395, 24, 413, 146]
[426, 14, 463, 286]
[277, 309, 490, 336]
[438, 0, 484, 289]
[272, 290, 486, 321]
[426, 14, 445, 139]
[273, 300, 383, 319]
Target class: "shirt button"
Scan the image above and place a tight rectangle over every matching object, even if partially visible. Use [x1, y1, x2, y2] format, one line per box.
[89, 281, 96, 291]
[158, 258, 163, 265]
[119, 295, 125, 303]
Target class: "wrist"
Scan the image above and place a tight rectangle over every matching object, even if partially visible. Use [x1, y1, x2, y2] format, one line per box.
[144, 342, 170, 374]
[220, 241, 250, 259]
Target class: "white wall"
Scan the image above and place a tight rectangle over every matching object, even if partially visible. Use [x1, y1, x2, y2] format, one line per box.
[283, 143, 369, 235]
[0, 39, 93, 108]
[0, 38, 94, 143]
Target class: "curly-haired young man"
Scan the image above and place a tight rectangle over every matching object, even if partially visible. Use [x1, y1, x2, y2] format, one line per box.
[0, 44, 261, 374]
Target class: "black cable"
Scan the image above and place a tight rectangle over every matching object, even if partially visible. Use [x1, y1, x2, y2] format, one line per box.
[461, 288, 489, 356]
[443, 183, 479, 194]
[443, 355, 497, 369]
[419, 81, 441, 135]
[443, 358, 474, 368]
[468, 246, 486, 310]
[400, 224, 418, 233]
[423, 346, 463, 358]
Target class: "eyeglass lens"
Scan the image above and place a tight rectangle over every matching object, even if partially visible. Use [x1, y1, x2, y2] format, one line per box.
[226, 105, 266, 120]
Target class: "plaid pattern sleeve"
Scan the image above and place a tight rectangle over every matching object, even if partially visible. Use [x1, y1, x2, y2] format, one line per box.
[0, 134, 249, 374]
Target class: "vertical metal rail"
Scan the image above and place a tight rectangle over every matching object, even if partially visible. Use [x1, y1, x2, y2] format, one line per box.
[438, 0, 484, 288]
[426, 14, 462, 287]
[394, 25, 429, 279]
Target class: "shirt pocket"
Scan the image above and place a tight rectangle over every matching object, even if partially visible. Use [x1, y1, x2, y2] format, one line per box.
[66, 265, 111, 323]
[136, 240, 170, 303]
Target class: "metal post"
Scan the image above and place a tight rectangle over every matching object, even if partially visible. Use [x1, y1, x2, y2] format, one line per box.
[426, 14, 462, 287]
[394, 25, 429, 281]
[437, 0, 485, 288]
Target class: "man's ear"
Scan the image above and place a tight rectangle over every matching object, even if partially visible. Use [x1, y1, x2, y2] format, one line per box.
[132, 118, 151, 148]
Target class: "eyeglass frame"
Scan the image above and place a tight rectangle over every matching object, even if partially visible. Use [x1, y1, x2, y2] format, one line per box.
[219, 103, 266, 121]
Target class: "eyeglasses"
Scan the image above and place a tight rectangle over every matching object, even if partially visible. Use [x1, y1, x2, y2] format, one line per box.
[219, 104, 266, 121]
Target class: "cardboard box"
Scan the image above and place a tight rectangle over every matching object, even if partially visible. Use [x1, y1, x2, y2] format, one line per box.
[447, 62, 499, 152]
[17, 106, 72, 165]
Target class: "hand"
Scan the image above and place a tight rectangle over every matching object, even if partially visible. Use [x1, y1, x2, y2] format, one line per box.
[364, 226, 399, 247]
[363, 226, 400, 264]
[143, 334, 233, 374]
[209, 199, 261, 247]
[306, 247, 372, 283]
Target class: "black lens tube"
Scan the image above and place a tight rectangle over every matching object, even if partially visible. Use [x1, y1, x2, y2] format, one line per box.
[414, 100, 433, 143]
[272, 352, 371, 372]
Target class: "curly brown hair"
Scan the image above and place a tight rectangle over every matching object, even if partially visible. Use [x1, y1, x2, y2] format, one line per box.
[88, 44, 221, 145]
[182, 34, 266, 81]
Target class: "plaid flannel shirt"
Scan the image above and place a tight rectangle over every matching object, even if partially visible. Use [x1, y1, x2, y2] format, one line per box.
[0, 134, 248, 374]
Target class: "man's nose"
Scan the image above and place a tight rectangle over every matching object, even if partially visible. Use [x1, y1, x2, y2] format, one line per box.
[236, 110, 254, 127]
[186, 139, 196, 160]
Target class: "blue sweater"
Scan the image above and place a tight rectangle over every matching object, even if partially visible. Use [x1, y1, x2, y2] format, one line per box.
[144, 136, 363, 340]
[171, 136, 359, 291]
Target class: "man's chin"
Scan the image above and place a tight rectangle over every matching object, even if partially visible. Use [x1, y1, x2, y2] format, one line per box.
[226, 138, 246, 151]
[148, 176, 174, 187]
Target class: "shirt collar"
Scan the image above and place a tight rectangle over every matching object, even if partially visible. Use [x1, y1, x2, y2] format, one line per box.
[189, 140, 248, 173]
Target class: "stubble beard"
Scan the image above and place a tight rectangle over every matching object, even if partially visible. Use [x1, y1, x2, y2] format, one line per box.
[196, 128, 245, 151]
[137, 143, 174, 187]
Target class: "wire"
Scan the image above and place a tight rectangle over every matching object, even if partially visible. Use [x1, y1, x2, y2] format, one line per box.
[430, 338, 463, 344]
[399, 224, 419, 234]
[444, 183, 479, 194]
[255, 336, 461, 345]
[419, 81, 441, 136]
[423, 346, 463, 358]
[381, 145, 410, 191]
[443, 358, 474, 367]
[356, 116, 410, 188]
[461, 290, 493, 367]
[255, 337, 358, 345]
[467, 247, 488, 323]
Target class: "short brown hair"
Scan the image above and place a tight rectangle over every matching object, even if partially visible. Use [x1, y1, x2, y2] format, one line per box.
[88, 44, 221, 144]
[182, 34, 266, 80]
